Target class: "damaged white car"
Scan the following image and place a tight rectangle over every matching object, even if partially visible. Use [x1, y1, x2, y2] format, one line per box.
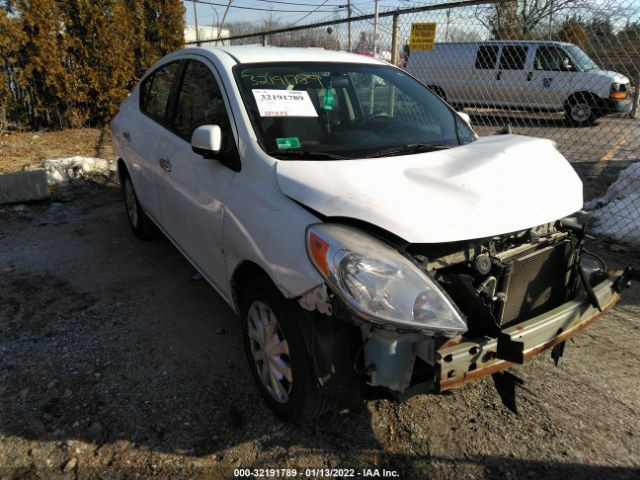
[111, 46, 634, 422]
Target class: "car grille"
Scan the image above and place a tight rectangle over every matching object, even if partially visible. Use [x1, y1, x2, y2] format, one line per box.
[499, 240, 575, 327]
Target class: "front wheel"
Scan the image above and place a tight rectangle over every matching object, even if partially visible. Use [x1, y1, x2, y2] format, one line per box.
[564, 94, 598, 127]
[240, 276, 334, 422]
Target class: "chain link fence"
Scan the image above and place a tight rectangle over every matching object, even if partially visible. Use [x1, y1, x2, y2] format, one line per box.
[190, 0, 640, 246]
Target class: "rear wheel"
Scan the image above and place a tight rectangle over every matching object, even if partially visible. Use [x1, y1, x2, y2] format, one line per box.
[240, 275, 334, 422]
[564, 94, 598, 127]
[121, 170, 157, 240]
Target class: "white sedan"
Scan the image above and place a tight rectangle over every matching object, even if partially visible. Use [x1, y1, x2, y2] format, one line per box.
[111, 46, 627, 422]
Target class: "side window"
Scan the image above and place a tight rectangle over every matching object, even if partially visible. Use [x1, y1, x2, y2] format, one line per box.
[534, 46, 567, 71]
[498, 46, 528, 70]
[141, 62, 181, 122]
[475, 46, 499, 69]
[173, 60, 231, 141]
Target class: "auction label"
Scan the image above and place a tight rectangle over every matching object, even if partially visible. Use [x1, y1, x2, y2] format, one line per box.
[232, 467, 400, 478]
[252, 89, 318, 117]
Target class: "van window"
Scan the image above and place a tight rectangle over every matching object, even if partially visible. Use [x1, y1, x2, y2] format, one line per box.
[534, 46, 569, 71]
[141, 61, 181, 123]
[498, 46, 528, 70]
[475, 46, 499, 69]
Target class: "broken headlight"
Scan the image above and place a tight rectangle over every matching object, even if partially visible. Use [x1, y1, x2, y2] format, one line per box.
[306, 223, 467, 337]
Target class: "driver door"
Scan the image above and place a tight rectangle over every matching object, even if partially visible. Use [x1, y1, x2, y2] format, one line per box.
[155, 59, 239, 291]
[527, 45, 576, 109]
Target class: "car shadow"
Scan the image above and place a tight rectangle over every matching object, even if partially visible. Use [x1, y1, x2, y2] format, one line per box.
[1, 182, 639, 479]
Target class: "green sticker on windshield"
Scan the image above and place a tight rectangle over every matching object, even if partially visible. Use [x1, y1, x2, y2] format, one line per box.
[322, 89, 335, 111]
[276, 137, 301, 150]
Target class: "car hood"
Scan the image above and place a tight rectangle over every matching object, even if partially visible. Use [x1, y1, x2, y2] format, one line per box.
[593, 69, 629, 84]
[276, 135, 583, 243]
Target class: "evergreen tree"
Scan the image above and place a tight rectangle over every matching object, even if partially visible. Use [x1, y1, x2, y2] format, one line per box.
[0, 0, 185, 129]
[556, 16, 588, 48]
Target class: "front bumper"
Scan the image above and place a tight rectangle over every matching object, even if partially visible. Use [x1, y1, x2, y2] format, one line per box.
[602, 96, 632, 114]
[436, 273, 622, 392]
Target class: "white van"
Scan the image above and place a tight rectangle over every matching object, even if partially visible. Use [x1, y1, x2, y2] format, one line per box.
[406, 41, 632, 126]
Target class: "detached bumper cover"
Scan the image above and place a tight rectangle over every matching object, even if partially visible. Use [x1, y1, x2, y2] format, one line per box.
[436, 274, 622, 391]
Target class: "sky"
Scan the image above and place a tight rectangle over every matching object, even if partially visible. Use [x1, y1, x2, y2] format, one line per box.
[182, 0, 424, 29]
[181, 0, 640, 49]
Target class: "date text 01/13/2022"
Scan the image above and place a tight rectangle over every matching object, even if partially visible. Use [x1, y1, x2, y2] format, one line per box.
[233, 468, 400, 477]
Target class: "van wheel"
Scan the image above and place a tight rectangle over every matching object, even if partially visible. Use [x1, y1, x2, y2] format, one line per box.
[121, 171, 157, 240]
[240, 275, 334, 423]
[564, 94, 597, 127]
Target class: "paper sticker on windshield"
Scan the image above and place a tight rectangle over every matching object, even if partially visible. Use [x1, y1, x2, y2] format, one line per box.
[252, 89, 318, 117]
[276, 137, 301, 149]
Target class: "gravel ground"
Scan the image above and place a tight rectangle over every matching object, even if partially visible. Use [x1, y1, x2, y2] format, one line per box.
[1, 182, 639, 480]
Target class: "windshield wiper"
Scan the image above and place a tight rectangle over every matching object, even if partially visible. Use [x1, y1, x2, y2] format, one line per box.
[364, 143, 451, 158]
[270, 150, 350, 160]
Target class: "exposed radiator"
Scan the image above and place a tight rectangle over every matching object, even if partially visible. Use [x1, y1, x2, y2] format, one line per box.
[499, 240, 575, 327]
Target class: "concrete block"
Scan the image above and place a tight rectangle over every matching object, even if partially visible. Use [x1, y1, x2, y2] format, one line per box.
[0, 169, 50, 205]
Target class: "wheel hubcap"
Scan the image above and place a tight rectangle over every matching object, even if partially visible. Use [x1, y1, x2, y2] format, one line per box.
[572, 103, 591, 122]
[247, 301, 292, 404]
[124, 179, 138, 227]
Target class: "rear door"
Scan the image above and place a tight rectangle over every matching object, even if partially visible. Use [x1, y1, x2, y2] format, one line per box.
[127, 61, 182, 222]
[469, 44, 501, 106]
[155, 58, 239, 290]
[494, 44, 530, 106]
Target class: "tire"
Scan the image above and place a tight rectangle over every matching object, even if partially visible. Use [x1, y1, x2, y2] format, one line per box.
[564, 94, 598, 127]
[240, 275, 334, 423]
[121, 170, 158, 240]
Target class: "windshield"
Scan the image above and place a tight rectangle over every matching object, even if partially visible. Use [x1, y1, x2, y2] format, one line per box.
[565, 45, 599, 71]
[234, 62, 476, 159]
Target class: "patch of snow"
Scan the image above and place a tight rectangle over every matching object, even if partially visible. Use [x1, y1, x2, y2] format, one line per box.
[42, 156, 116, 186]
[585, 161, 640, 247]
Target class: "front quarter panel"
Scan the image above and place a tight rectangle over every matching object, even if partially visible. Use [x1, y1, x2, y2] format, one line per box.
[222, 146, 325, 309]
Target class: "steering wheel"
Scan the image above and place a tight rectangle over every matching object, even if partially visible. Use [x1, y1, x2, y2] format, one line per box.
[354, 112, 392, 129]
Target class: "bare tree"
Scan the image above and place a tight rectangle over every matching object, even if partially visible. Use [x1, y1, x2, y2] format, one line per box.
[476, 0, 589, 39]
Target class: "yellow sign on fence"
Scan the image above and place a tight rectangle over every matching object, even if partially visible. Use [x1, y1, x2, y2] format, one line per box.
[409, 22, 437, 51]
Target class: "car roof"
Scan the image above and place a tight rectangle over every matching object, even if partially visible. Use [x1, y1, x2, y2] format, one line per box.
[189, 45, 388, 65]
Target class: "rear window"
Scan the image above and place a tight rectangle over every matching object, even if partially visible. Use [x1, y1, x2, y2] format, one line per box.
[498, 46, 528, 70]
[475, 46, 499, 69]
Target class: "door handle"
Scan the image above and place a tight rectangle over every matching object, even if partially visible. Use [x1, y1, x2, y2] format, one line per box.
[496, 71, 502, 80]
[527, 71, 533, 81]
[158, 158, 172, 172]
[122, 131, 131, 141]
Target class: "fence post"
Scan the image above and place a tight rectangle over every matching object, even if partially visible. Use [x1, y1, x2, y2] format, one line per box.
[631, 73, 640, 119]
[391, 12, 399, 65]
[388, 12, 400, 116]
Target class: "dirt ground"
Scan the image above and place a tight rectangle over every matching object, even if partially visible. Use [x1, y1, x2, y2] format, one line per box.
[0, 129, 114, 174]
[1, 175, 639, 479]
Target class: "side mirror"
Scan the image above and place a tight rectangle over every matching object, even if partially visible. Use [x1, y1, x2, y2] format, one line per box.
[457, 111, 471, 126]
[562, 58, 573, 71]
[191, 125, 222, 158]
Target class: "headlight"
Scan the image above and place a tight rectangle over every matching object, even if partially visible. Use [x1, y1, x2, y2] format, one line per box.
[306, 223, 467, 337]
[610, 83, 628, 99]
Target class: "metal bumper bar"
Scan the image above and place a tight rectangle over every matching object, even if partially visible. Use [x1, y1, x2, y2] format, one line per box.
[436, 273, 622, 392]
